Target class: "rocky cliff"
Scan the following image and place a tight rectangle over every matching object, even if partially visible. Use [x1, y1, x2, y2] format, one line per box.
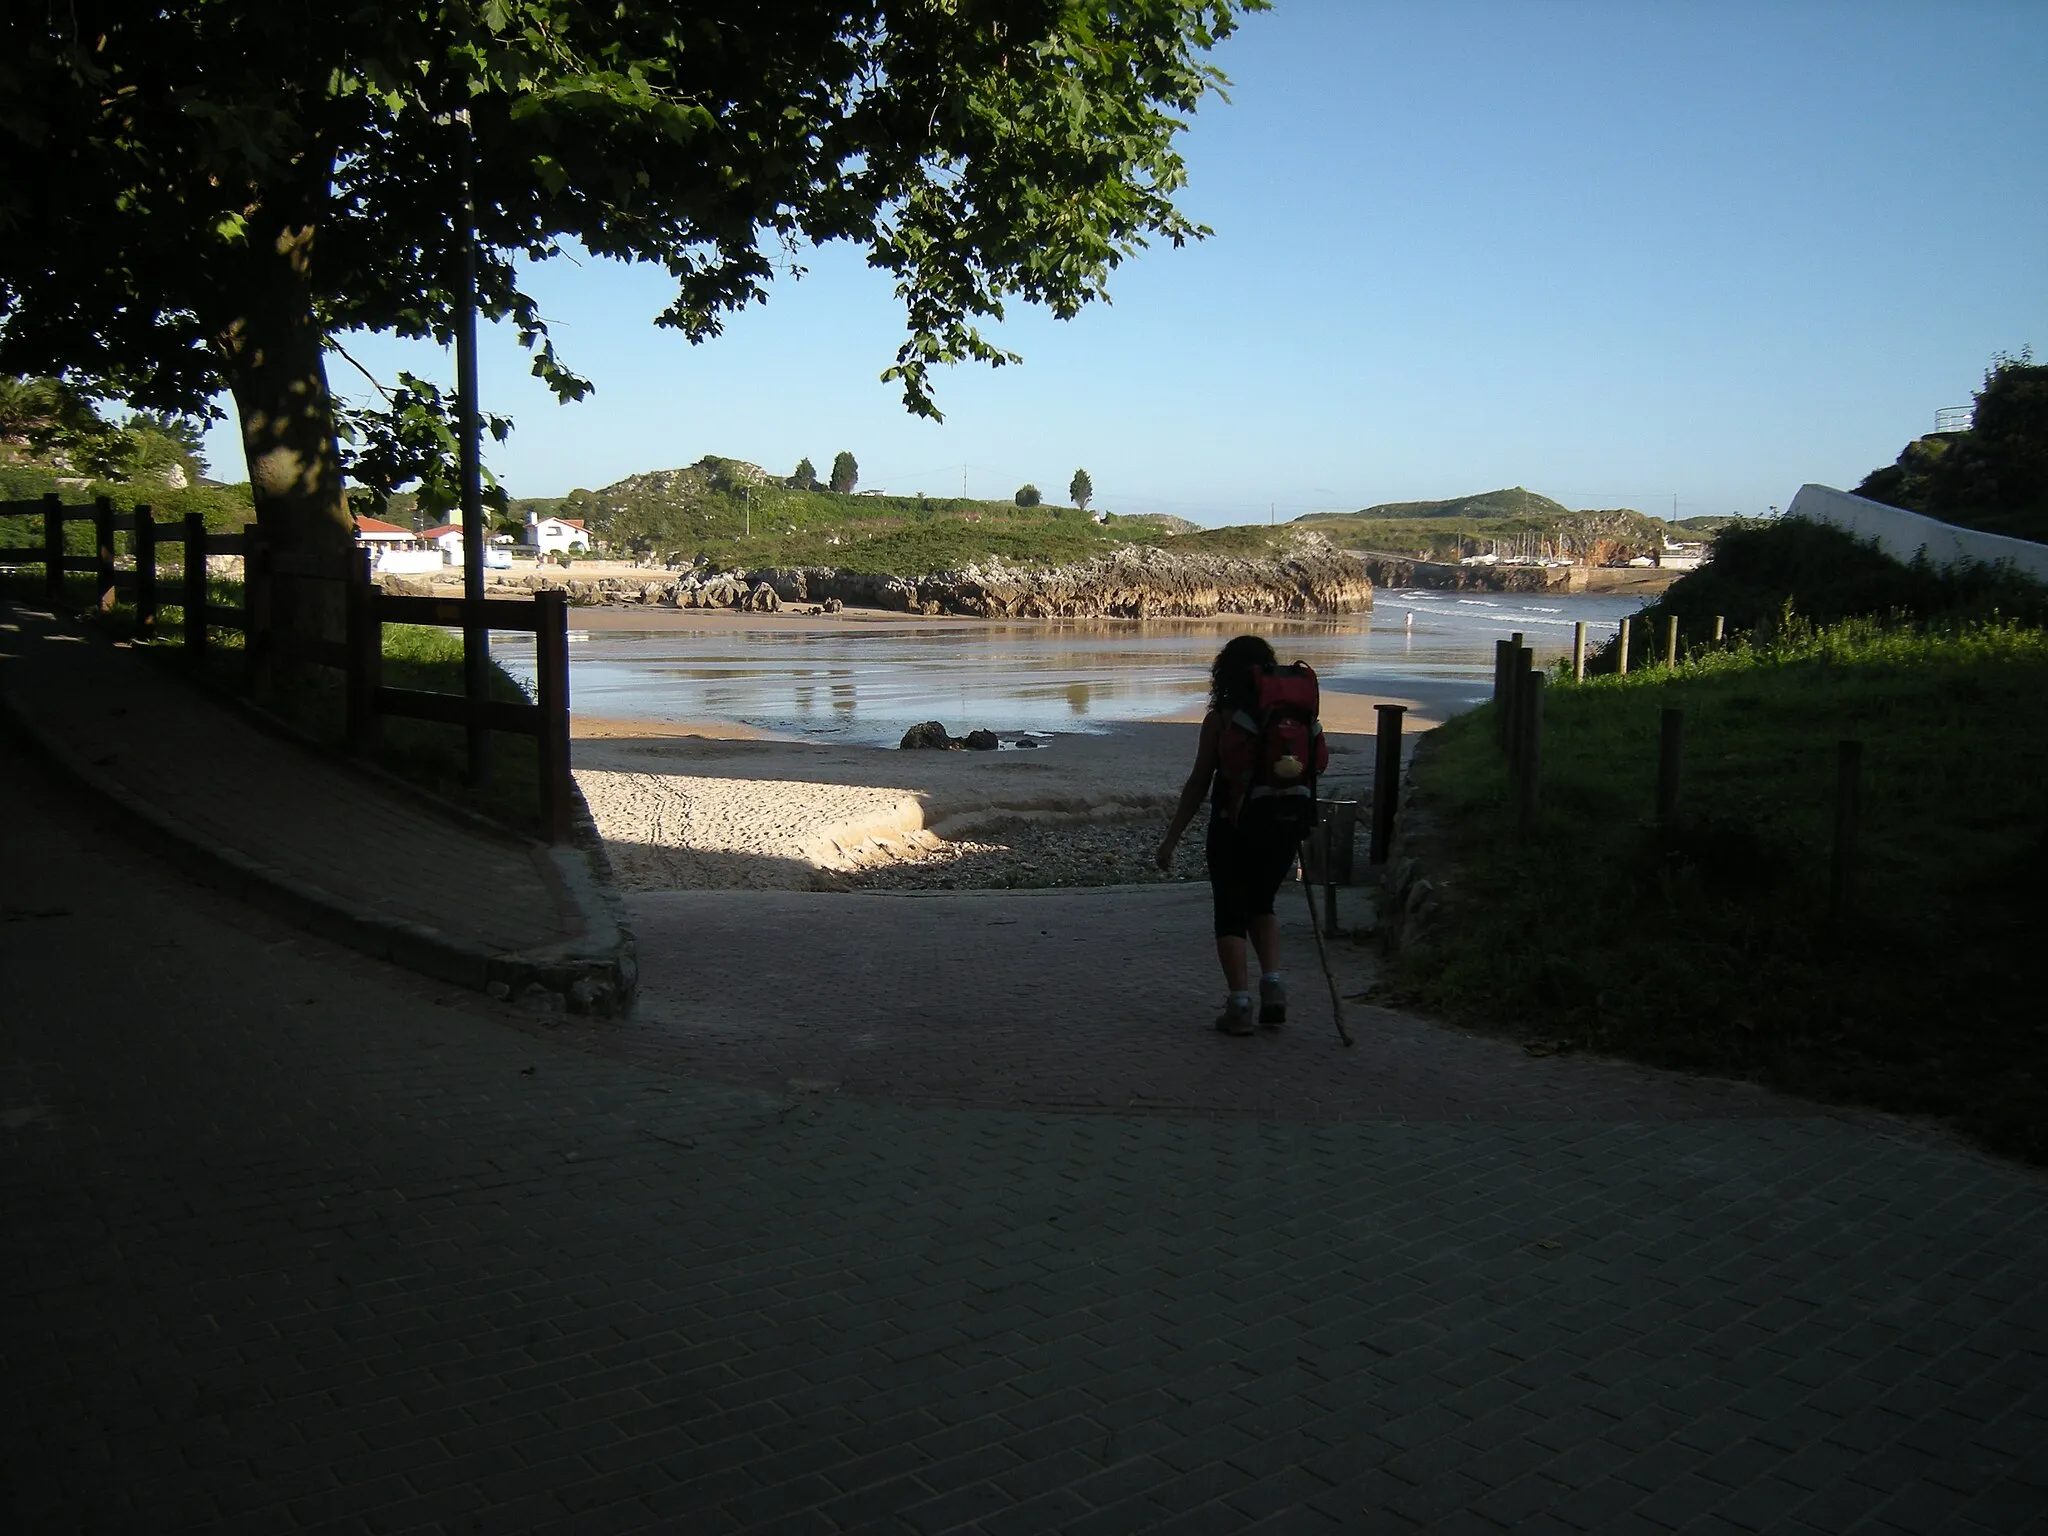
[757, 537, 1373, 618]
[423, 536, 1376, 618]
[1359, 554, 1576, 593]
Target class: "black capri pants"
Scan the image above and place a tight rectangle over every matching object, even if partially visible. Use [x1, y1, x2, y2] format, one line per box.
[1205, 813, 1300, 938]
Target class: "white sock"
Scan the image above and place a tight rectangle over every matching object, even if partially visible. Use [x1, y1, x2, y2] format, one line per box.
[1261, 971, 1283, 986]
[1228, 990, 1251, 1008]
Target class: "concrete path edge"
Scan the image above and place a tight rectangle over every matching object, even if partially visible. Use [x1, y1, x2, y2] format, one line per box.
[0, 639, 638, 1017]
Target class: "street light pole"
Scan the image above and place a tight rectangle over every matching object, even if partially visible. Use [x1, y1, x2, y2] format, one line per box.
[454, 108, 490, 787]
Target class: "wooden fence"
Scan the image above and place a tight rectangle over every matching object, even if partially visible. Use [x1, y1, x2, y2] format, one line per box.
[0, 493, 574, 842]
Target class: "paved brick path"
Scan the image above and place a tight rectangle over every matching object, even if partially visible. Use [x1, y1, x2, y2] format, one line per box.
[6, 735, 2046, 1534]
[604, 888, 1801, 1122]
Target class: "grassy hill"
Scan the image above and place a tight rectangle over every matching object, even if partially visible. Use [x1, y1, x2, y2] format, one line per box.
[1297, 487, 1667, 565]
[1400, 618, 2048, 1162]
[1303, 486, 1576, 522]
[499, 456, 1256, 576]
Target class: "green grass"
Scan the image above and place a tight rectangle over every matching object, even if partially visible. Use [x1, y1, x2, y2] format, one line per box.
[268, 624, 544, 833]
[1593, 518, 2048, 675]
[1393, 620, 2048, 1162]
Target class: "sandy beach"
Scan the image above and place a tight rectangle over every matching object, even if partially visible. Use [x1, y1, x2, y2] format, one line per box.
[572, 699, 1428, 893]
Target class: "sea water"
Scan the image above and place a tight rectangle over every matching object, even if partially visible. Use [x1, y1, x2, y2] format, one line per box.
[491, 589, 1648, 746]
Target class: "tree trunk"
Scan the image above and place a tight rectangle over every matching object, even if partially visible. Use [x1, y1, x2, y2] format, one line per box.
[215, 203, 351, 655]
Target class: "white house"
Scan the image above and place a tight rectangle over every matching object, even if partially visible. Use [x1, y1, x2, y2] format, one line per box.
[524, 512, 591, 554]
[417, 523, 515, 569]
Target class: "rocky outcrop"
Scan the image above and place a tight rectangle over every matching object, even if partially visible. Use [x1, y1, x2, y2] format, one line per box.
[1361, 555, 1578, 594]
[899, 721, 957, 750]
[755, 536, 1372, 619]
[391, 535, 1375, 617]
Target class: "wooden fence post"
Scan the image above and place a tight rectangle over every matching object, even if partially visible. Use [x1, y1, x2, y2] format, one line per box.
[1370, 703, 1405, 865]
[1517, 673, 1545, 831]
[94, 495, 116, 612]
[345, 547, 381, 753]
[133, 506, 156, 636]
[1712, 614, 1726, 644]
[182, 513, 208, 663]
[1508, 644, 1533, 780]
[1492, 638, 1512, 746]
[534, 590, 573, 843]
[42, 493, 63, 606]
[1657, 707, 1684, 825]
[245, 526, 274, 703]
[1830, 740, 1862, 928]
[1617, 617, 1631, 676]
[1664, 614, 1679, 669]
[1572, 620, 1587, 683]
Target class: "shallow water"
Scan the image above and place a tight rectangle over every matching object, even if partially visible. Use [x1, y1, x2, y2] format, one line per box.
[494, 589, 1648, 746]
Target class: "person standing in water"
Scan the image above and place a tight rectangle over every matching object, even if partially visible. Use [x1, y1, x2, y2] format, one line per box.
[1154, 635, 1307, 1036]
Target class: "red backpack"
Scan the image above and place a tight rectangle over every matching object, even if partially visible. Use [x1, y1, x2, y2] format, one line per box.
[1216, 661, 1330, 833]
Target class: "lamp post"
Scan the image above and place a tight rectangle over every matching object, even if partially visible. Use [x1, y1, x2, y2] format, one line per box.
[453, 108, 490, 787]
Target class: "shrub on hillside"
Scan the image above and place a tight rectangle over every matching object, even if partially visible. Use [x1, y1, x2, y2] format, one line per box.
[1585, 517, 2048, 673]
[1856, 352, 2048, 543]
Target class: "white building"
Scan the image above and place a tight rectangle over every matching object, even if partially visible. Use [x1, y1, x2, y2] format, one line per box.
[523, 512, 591, 554]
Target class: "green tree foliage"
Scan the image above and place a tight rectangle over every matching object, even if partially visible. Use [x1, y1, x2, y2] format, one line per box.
[0, 376, 209, 484]
[789, 457, 819, 492]
[1069, 468, 1093, 512]
[1015, 483, 1042, 507]
[830, 451, 859, 495]
[339, 374, 513, 523]
[0, 375, 125, 475]
[0, 0, 1266, 642]
[1856, 353, 2048, 543]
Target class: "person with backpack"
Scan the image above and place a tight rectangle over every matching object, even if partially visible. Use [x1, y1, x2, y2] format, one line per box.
[1154, 635, 1330, 1036]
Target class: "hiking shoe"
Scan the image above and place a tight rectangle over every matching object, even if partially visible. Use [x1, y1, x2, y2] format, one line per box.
[1259, 976, 1287, 1028]
[1214, 996, 1255, 1036]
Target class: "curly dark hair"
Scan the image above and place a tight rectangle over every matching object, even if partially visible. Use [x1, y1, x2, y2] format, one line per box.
[1208, 634, 1277, 713]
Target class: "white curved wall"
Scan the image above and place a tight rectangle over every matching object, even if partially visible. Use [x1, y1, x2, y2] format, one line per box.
[1786, 484, 2048, 582]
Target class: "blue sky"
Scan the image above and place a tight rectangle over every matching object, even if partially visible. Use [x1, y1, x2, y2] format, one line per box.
[206, 1, 2048, 526]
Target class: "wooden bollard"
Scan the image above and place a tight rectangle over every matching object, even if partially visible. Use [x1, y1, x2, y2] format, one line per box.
[133, 505, 156, 636]
[182, 513, 208, 661]
[1617, 617, 1631, 676]
[1492, 637, 1513, 746]
[1830, 740, 1862, 928]
[1572, 620, 1587, 683]
[1656, 707, 1684, 824]
[1370, 703, 1405, 865]
[1712, 614, 1726, 644]
[1508, 645, 1533, 780]
[1517, 673, 1545, 831]
[1664, 614, 1679, 669]
[94, 495, 116, 612]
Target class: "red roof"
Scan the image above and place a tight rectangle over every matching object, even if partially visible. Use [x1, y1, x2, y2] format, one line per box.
[418, 524, 464, 540]
[535, 516, 587, 530]
[354, 516, 412, 537]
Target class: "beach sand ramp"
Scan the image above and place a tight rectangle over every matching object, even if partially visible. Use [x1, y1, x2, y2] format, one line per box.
[575, 768, 934, 890]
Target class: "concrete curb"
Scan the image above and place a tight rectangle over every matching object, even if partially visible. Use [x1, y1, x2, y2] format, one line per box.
[0, 619, 636, 1018]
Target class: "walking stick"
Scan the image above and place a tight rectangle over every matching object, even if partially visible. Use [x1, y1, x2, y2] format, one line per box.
[1301, 837, 1353, 1048]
